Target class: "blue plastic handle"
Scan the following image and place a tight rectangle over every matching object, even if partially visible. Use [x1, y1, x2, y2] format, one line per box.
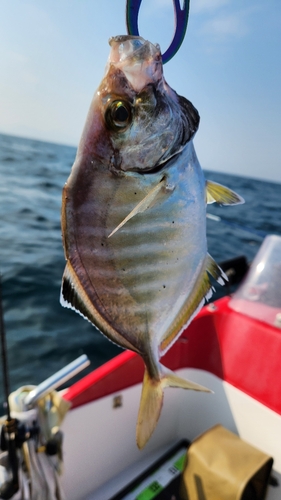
[126, 0, 190, 64]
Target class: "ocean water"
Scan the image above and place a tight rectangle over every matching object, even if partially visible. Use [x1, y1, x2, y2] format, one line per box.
[0, 132, 281, 402]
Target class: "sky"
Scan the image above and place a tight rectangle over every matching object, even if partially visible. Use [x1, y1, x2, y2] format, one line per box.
[0, 0, 281, 183]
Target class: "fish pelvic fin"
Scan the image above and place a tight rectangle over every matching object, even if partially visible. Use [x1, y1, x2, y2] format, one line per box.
[108, 177, 166, 238]
[136, 364, 210, 449]
[159, 254, 227, 356]
[206, 180, 244, 205]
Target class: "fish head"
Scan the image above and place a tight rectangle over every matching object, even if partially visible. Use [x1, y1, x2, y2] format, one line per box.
[78, 36, 200, 173]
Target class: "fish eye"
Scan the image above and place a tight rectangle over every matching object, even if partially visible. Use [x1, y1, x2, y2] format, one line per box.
[105, 100, 132, 131]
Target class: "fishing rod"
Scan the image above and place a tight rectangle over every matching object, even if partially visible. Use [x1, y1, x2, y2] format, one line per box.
[0, 275, 90, 498]
[0, 277, 19, 499]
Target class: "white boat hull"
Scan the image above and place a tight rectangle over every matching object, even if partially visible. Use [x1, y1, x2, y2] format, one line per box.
[61, 368, 281, 499]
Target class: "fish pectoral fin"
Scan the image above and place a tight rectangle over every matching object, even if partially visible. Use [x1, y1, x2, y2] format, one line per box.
[160, 254, 227, 356]
[108, 177, 166, 238]
[136, 364, 210, 449]
[206, 180, 244, 205]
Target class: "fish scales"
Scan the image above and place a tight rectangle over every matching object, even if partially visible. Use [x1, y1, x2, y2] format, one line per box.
[61, 35, 244, 448]
[108, 155, 206, 340]
[64, 146, 205, 344]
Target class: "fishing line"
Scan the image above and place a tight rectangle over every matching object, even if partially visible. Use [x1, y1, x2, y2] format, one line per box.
[206, 213, 269, 239]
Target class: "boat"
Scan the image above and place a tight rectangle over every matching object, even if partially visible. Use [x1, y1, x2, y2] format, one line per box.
[1, 234, 281, 499]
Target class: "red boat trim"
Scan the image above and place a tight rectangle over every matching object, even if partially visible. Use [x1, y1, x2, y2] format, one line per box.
[64, 296, 281, 416]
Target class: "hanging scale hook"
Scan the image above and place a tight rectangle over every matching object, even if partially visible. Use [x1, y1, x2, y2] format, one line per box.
[126, 0, 190, 64]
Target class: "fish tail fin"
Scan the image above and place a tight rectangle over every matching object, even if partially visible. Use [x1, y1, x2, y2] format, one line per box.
[136, 367, 164, 450]
[136, 364, 210, 449]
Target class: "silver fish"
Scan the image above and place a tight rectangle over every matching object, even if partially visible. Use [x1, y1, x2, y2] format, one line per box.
[61, 36, 243, 448]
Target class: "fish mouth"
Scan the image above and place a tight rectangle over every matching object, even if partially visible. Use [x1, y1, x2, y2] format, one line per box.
[107, 36, 163, 93]
[108, 35, 161, 64]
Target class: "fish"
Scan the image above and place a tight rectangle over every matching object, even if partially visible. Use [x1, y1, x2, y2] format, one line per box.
[60, 35, 244, 449]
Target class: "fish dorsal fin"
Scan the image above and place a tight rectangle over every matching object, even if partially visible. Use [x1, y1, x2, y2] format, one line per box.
[159, 254, 227, 356]
[60, 262, 138, 352]
[108, 177, 166, 238]
[60, 262, 95, 323]
[206, 180, 244, 205]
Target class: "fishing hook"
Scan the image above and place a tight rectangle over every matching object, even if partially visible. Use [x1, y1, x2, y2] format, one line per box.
[126, 0, 190, 64]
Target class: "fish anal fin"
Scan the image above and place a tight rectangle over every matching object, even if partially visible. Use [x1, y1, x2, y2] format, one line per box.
[160, 254, 227, 355]
[136, 364, 210, 449]
[60, 262, 138, 352]
[206, 180, 244, 206]
[108, 177, 167, 238]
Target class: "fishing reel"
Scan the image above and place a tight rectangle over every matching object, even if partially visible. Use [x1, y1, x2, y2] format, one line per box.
[0, 417, 40, 452]
[0, 415, 64, 499]
[0, 354, 88, 499]
[0, 417, 40, 499]
[0, 418, 19, 500]
[0, 269, 89, 500]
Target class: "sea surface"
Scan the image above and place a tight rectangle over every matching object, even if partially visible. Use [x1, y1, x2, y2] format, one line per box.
[0, 132, 281, 403]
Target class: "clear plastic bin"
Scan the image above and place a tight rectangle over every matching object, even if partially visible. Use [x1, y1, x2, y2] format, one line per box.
[229, 235, 281, 328]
